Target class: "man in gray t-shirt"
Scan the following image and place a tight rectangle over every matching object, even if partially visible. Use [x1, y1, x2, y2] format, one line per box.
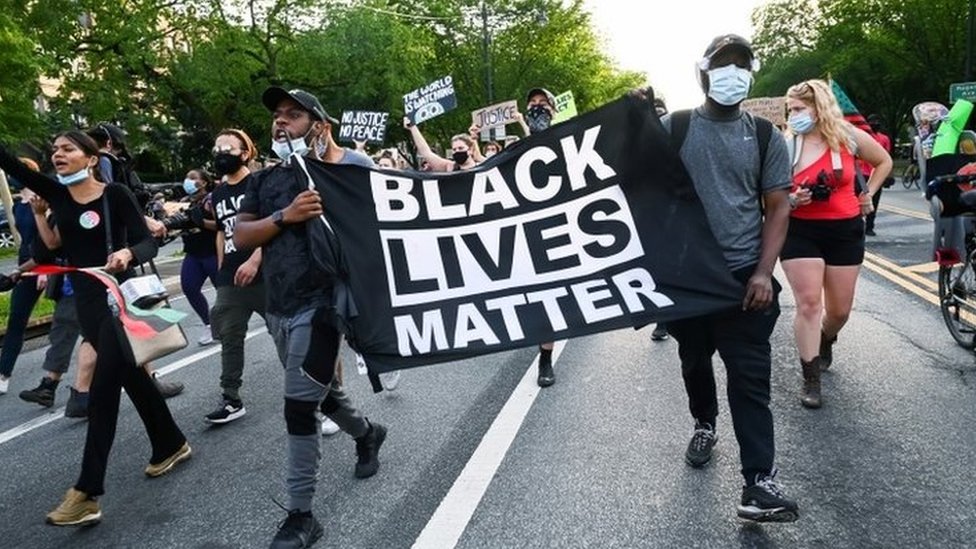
[657, 34, 798, 523]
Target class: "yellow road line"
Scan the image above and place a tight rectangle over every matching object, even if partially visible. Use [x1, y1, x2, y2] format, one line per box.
[879, 203, 930, 221]
[863, 251, 937, 291]
[863, 254, 976, 326]
[904, 261, 941, 274]
[862, 256, 938, 306]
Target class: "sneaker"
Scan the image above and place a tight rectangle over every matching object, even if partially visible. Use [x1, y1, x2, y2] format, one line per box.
[65, 388, 90, 419]
[379, 371, 401, 391]
[651, 324, 669, 341]
[198, 325, 214, 346]
[321, 417, 341, 437]
[205, 398, 246, 424]
[20, 377, 59, 408]
[153, 373, 184, 399]
[145, 441, 192, 478]
[737, 470, 799, 523]
[537, 355, 555, 387]
[354, 420, 387, 479]
[0, 375, 8, 394]
[685, 422, 717, 468]
[46, 488, 101, 526]
[270, 510, 323, 549]
[865, 228, 877, 236]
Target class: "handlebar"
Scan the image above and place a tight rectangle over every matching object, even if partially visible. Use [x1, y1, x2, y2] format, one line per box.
[933, 173, 976, 185]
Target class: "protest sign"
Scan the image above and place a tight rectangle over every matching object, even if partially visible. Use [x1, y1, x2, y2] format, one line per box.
[471, 100, 519, 130]
[552, 91, 578, 123]
[404, 76, 457, 125]
[338, 111, 390, 144]
[741, 97, 786, 126]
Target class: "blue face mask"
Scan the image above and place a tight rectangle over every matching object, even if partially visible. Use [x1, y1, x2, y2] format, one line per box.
[788, 112, 816, 134]
[183, 179, 199, 195]
[706, 64, 752, 106]
[56, 168, 88, 186]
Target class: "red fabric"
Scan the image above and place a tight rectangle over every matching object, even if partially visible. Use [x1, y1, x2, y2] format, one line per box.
[791, 146, 860, 220]
[862, 132, 891, 176]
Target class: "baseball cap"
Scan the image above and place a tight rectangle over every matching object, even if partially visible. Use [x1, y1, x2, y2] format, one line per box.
[526, 87, 556, 107]
[700, 34, 760, 72]
[262, 86, 338, 125]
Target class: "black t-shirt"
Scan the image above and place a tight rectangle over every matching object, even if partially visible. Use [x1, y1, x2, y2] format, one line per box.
[212, 175, 261, 287]
[179, 195, 218, 259]
[239, 165, 331, 315]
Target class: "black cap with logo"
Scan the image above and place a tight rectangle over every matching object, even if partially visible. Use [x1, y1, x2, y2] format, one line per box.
[262, 87, 339, 125]
[703, 34, 755, 63]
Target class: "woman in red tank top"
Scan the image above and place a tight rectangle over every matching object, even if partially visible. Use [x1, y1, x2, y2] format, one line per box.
[779, 80, 892, 409]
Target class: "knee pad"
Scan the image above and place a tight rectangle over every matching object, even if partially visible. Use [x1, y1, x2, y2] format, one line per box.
[284, 398, 319, 436]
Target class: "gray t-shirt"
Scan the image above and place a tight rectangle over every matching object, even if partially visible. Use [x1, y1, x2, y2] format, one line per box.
[338, 148, 375, 168]
[662, 108, 791, 271]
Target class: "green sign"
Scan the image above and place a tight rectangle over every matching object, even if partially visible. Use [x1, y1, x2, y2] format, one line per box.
[552, 91, 578, 123]
[949, 82, 976, 103]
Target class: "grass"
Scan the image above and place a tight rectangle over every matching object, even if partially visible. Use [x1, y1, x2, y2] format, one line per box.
[0, 292, 56, 333]
[0, 246, 17, 259]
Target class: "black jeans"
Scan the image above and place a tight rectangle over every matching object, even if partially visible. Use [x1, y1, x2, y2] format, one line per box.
[0, 278, 42, 377]
[73, 281, 185, 497]
[668, 267, 780, 483]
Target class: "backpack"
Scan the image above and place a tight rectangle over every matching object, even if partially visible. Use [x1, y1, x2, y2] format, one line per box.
[101, 152, 152, 209]
[669, 109, 774, 182]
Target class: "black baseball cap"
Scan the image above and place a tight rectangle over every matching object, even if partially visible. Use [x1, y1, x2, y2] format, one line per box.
[262, 86, 338, 125]
[526, 87, 556, 107]
[703, 34, 755, 63]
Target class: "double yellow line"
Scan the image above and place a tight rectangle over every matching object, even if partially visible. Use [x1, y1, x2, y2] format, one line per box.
[862, 204, 940, 305]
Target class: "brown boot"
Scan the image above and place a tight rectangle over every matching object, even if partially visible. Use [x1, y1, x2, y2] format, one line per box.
[800, 357, 823, 409]
[819, 331, 837, 371]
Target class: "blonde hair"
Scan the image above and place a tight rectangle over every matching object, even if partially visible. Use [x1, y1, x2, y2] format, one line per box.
[785, 79, 854, 153]
[450, 134, 475, 148]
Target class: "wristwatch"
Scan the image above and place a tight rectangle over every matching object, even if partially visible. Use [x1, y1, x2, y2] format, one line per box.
[271, 210, 286, 228]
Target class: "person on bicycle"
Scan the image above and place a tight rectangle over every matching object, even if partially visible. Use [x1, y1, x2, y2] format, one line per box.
[781, 80, 892, 408]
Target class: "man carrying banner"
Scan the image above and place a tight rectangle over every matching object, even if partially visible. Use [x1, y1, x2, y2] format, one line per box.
[234, 87, 387, 548]
[660, 35, 798, 522]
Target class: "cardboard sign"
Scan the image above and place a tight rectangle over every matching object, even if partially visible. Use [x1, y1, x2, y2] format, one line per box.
[471, 100, 519, 130]
[404, 76, 457, 125]
[339, 111, 389, 144]
[552, 91, 578, 124]
[741, 97, 786, 126]
[479, 126, 507, 142]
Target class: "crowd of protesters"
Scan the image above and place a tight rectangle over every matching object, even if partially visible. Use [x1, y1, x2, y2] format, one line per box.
[0, 30, 897, 548]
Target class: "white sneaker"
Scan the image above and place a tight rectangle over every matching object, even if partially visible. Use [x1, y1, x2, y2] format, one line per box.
[198, 326, 214, 346]
[321, 417, 341, 436]
[379, 371, 401, 392]
[0, 376, 8, 394]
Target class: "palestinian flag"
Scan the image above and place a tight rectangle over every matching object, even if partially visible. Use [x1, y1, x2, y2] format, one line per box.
[30, 265, 187, 339]
[830, 80, 872, 133]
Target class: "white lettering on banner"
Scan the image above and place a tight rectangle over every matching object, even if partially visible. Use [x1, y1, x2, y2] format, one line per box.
[380, 186, 644, 307]
[370, 124, 617, 222]
[394, 310, 448, 355]
[391, 267, 674, 356]
[423, 179, 467, 221]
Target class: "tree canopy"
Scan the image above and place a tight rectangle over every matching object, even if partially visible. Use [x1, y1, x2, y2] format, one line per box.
[0, 0, 643, 177]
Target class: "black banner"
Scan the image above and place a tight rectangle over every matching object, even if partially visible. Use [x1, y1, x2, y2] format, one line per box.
[309, 95, 743, 371]
[403, 75, 457, 125]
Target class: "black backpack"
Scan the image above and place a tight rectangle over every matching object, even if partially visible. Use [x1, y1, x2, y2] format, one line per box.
[668, 109, 774, 185]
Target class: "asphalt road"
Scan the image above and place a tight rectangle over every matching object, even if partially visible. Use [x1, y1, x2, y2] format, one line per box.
[1, 184, 975, 548]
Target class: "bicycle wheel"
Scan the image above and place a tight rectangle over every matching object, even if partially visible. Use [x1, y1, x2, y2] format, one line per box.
[902, 164, 919, 189]
[938, 257, 976, 349]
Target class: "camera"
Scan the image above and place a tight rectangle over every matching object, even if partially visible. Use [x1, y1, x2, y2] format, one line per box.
[803, 170, 833, 202]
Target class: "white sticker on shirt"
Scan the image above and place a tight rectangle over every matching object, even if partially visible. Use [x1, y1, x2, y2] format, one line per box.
[79, 210, 101, 230]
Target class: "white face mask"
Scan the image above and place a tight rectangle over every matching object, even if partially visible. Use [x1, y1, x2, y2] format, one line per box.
[706, 64, 752, 106]
[271, 136, 309, 161]
[57, 167, 89, 186]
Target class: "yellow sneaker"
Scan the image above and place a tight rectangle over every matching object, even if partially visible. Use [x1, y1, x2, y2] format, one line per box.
[46, 488, 101, 526]
[145, 442, 192, 478]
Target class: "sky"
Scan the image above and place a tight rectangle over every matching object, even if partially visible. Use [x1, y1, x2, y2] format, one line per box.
[584, 0, 769, 110]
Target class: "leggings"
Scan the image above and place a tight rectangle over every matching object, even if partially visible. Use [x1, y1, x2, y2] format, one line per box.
[0, 278, 43, 377]
[180, 254, 218, 325]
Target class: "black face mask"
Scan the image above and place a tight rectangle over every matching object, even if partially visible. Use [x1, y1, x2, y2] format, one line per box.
[452, 150, 470, 165]
[526, 105, 552, 134]
[213, 153, 244, 176]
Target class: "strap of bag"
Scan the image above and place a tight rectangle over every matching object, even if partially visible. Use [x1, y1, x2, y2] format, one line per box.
[102, 192, 113, 257]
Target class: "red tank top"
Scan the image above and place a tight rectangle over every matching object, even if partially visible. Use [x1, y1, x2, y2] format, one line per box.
[791, 146, 859, 220]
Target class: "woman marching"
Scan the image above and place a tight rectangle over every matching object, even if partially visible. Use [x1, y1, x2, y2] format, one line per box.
[0, 131, 190, 525]
[781, 80, 892, 408]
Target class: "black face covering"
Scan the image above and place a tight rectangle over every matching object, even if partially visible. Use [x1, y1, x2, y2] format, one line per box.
[452, 150, 470, 165]
[526, 105, 552, 134]
[213, 153, 244, 176]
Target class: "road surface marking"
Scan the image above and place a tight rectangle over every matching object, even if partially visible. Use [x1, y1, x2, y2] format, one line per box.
[879, 203, 929, 221]
[0, 326, 267, 446]
[412, 340, 567, 549]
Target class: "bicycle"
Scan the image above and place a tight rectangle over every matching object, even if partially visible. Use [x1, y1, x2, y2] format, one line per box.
[933, 172, 976, 349]
[902, 161, 920, 189]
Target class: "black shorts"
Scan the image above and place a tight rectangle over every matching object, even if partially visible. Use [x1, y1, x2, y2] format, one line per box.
[780, 216, 865, 266]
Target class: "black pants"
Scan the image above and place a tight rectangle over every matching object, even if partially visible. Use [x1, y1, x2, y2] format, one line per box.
[667, 267, 780, 482]
[73, 279, 185, 497]
[865, 187, 883, 232]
